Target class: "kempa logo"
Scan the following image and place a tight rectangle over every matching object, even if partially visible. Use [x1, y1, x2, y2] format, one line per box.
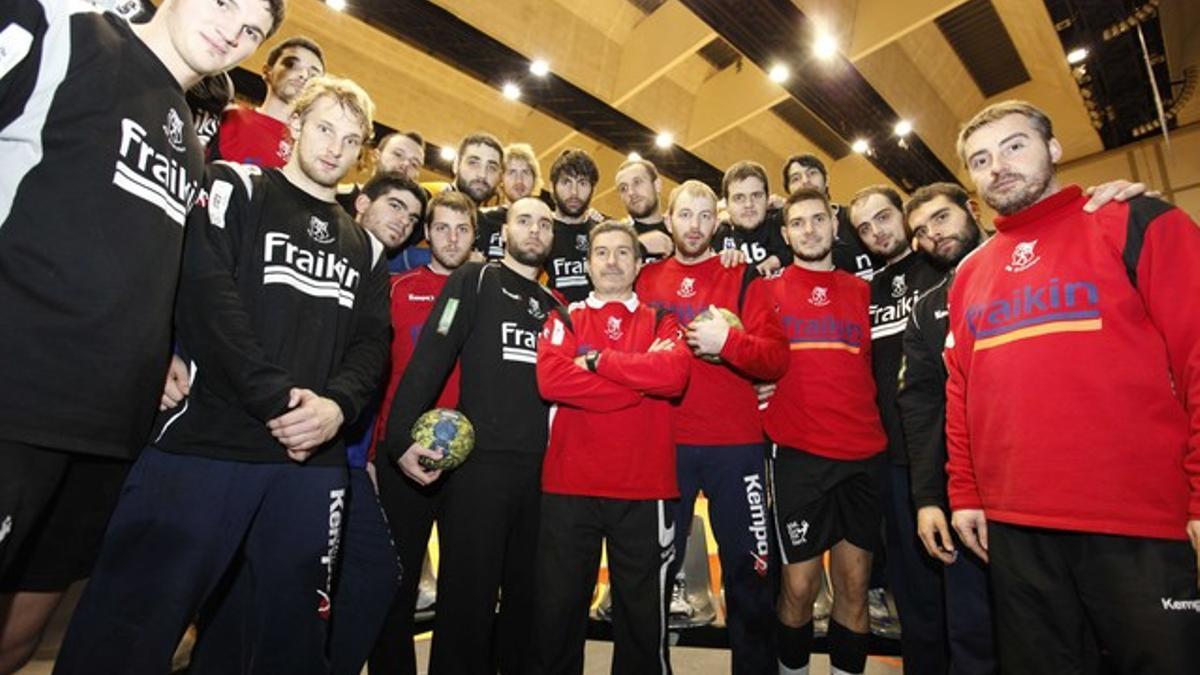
[1005, 240, 1040, 273]
[744, 474, 770, 577]
[1161, 598, 1200, 612]
[318, 488, 346, 620]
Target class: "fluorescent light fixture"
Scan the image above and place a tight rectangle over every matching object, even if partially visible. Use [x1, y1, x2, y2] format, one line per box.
[894, 120, 913, 137]
[768, 64, 790, 83]
[627, 151, 642, 161]
[530, 59, 550, 77]
[1066, 48, 1088, 64]
[440, 147, 457, 162]
[851, 139, 870, 154]
[326, 0, 346, 11]
[502, 82, 521, 100]
[655, 132, 674, 149]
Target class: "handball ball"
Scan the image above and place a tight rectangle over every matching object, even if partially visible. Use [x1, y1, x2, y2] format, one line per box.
[412, 408, 475, 470]
[689, 307, 743, 363]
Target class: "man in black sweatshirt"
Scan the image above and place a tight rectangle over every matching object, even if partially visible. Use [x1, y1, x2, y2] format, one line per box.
[54, 77, 389, 675]
[383, 196, 561, 675]
[0, 0, 282, 671]
[713, 160, 793, 276]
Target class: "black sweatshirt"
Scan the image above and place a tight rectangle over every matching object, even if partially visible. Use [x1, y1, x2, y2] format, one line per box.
[0, 3, 203, 458]
[383, 262, 561, 462]
[869, 253, 946, 465]
[713, 207, 793, 269]
[475, 205, 508, 260]
[896, 275, 952, 510]
[832, 204, 881, 280]
[154, 165, 390, 466]
[545, 218, 596, 302]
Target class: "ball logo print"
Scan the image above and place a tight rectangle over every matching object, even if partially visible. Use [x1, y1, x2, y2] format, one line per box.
[412, 408, 475, 470]
[1006, 240, 1040, 273]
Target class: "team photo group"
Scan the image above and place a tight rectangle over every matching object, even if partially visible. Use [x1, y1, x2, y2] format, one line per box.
[0, 1, 1198, 674]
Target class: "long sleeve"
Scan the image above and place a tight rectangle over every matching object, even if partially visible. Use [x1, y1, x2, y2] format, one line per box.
[382, 263, 481, 460]
[1132, 201, 1200, 519]
[597, 312, 691, 398]
[721, 276, 790, 381]
[944, 278, 981, 512]
[0, 0, 54, 129]
[764, 208, 794, 267]
[537, 313, 643, 412]
[898, 298, 949, 510]
[177, 164, 295, 421]
[323, 240, 391, 427]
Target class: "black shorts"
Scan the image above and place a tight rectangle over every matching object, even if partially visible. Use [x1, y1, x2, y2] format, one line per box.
[768, 446, 885, 564]
[0, 452, 130, 592]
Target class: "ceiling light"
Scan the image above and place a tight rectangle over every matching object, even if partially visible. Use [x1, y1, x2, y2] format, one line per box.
[440, 147, 456, 162]
[768, 64, 790, 83]
[326, 0, 346, 10]
[530, 59, 550, 77]
[655, 132, 674, 149]
[627, 151, 642, 161]
[502, 82, 521, 100]
[851, 139, 870, 154]
[894, 120, 913, 137]
[1066, 48, 1089, 65]
[813, 33, 838, 60]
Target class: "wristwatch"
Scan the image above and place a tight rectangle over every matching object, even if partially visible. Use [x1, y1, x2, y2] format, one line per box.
[584, 350, 600, 373]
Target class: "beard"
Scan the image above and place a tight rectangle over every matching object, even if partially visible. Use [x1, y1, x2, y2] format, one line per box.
[627, 195, 659, 220]
[795, 242, 833, 263]
[556, 195, 590, 219]
[930, 217, 983, 268]
[456, 175, 496, 205]
[431, 242, 472, 270]
[509, 239, 550, 268]
[983, 167, 1054, 216]
[298, 150, 343, 188]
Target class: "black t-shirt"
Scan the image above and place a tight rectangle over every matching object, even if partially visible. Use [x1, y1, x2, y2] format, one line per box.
[631, 217, 671, 264]
[0, 4, 204, 458]
[832, 204, 882, 280]
[546, 217, 596, 303]
[713, 207, 793, 270]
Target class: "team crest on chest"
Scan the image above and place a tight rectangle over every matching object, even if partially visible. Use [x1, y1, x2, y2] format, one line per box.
[528, 297, 546, 320]
[308, 216, 335, 244]
[163, 108, 185, 152]
[278, 138, 293, 162]
[677, 277, 697, 298]
[1005, 240, 1040, 273]
[576, 233, 589, 252]
[891, 274, 908, 298]
[605, 315, 623, 341]
[809, 286, 830, 307]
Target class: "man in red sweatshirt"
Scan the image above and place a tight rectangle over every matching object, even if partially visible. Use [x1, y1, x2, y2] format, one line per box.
[948, 100, 1200, 673]
[533, 220, 692, 674]
[636, 180, 789, 674]
[763, 188, 887, 675]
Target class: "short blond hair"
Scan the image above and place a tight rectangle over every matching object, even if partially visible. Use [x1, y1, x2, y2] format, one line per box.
[292, 75, 376, 142]
[503, 142, 543, 195]
[667, 180, 718, 216]
[956, 100, 1053, 167]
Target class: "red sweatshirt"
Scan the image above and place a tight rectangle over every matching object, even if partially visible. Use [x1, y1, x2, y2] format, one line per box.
[370, 266, 460, 461]
[209, 107, 292, 168]
[946, 186, 1200, 541]
[635, 256, 789, 445]
[537, 295, 691, 499]
[763, 265, 885, 459]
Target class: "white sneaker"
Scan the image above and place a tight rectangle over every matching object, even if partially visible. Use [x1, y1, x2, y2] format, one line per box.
[669, 576, 694, 618]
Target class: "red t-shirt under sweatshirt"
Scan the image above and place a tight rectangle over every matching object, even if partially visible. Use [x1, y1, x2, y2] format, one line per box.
[537, 295, 691, 499]
[946, 186, 1200, 541]
[210, 106, 292, 168]
[762, 265, 886, 460]
[370, 266, 460, 461]
[635, 255, 790, 445]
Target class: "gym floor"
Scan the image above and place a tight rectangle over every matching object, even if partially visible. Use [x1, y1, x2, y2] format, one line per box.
[19, 584, 903, 674]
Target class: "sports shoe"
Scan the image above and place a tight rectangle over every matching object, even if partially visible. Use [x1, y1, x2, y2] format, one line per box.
[669, 576, 694, 618]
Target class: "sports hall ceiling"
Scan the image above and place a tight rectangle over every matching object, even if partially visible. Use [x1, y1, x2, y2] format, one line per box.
[235, 0, 1200, 214]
